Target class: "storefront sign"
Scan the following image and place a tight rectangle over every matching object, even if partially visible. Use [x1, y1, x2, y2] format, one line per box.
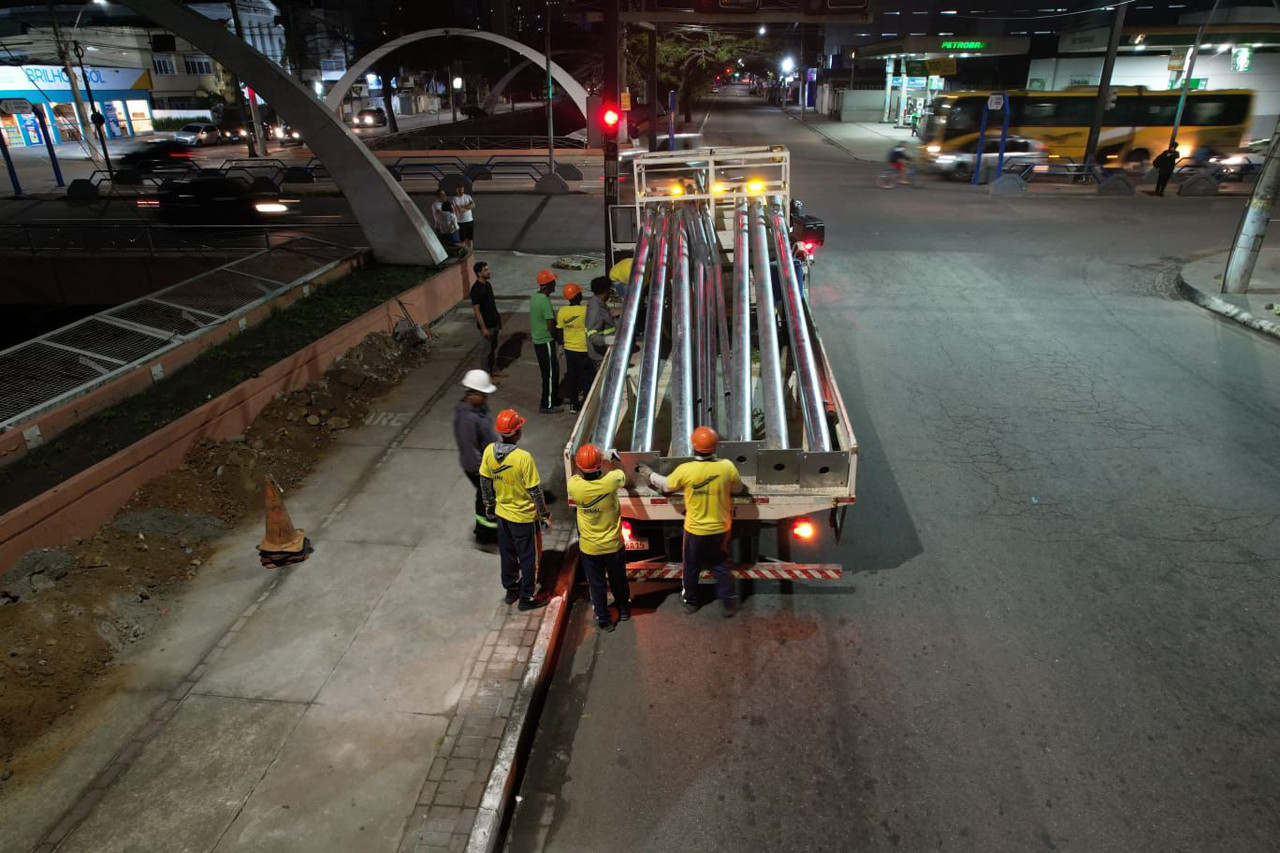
[925, 57, 957, 76]
[18, 113, 42, 146]
[939, 40, 986, 51]
[0, 65, 149, 93]
[890, 77, 929, 89]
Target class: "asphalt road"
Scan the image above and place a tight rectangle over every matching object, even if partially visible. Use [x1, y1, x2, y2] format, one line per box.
[504, 91, 1280, 852]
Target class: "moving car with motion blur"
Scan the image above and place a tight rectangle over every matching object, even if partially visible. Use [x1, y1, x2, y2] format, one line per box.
[173, 123, 222, 146]
[118, 140, 196, 174]
[272, 122, 304, 145]
[353, 107, 388, 127]
[135, 176, 299, 223]
[924, 135, 1048, 181]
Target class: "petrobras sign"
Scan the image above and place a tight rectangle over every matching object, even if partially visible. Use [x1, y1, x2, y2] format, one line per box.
[0, 65, 149, 93]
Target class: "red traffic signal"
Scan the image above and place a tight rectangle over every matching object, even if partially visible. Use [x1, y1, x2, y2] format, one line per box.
[602, 107, 620, 128]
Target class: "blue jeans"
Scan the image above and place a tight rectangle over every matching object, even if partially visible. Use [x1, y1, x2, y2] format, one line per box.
[580, 548, 630, 625]
[497, 517, 539, 601]
[682, 531, 734, 608]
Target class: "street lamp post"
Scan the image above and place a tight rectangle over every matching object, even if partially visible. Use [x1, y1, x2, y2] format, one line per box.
[72, 41, 113, 177]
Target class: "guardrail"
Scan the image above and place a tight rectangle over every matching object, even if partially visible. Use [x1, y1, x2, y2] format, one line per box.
[0, 222, 365, 257]
[367, 134, 588, 151]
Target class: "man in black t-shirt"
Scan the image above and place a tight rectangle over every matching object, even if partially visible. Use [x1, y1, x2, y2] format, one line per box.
[471, 261, 503, 376]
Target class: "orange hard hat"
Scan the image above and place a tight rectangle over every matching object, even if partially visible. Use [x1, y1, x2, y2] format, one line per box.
[495, 408, 526, 436]
[562, 282, 582, 300]
[536, 269, 557, 286]
[691, 425, 719, 455]
[574, 443, 603, 473]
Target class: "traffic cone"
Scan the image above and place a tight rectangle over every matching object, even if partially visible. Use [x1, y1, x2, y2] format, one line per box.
[257, 475, 311, 568]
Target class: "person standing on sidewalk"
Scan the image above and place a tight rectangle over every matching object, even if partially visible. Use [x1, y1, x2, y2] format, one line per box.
[480, 409, 550, 611]
[431, 188, 448, 235]
[1153, 145, 1179, 197]
[567, 444, 631, 632]
[639, 426, 744, 618]
[556, 283, 591, 412]
[530, 270, 563, 413]
[471, 261, 502, 376]
[453, 184, 476, 251]
[453, 370, 499, 547]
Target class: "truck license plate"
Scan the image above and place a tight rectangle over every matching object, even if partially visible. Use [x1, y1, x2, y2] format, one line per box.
[624, 538, 648, 551]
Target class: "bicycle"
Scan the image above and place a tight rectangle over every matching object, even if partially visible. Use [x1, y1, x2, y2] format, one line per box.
[877, 162, 920, 189]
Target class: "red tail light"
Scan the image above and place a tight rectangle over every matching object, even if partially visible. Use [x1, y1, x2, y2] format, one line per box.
[791, 519, 816, 540]
[621, 521, 634, 542]
[136, 198, 160, 208]
[802, 240, 815, 252]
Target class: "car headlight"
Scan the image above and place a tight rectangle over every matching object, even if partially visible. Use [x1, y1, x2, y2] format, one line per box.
[1222, 155, 1246, 165]
[926, 145, 941, 154]
[291, 131, 300, 139]
[936, 155, 956, 163]
[254, 202, 289, 213]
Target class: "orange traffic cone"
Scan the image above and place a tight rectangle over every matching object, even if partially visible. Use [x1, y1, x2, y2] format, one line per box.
[258, 475, 311, 568]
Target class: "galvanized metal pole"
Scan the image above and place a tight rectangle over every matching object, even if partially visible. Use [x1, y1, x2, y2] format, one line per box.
[1170, 0, 1222, 151]
[750, 199, 789, 449]
[669, 213, 694, 456]
[631, 210, 672, 451]
[1223, 117, 1280, 294]
[592, 206, 656, 449]
[769, 198, 831, 452]
[730, 199, 752, 440]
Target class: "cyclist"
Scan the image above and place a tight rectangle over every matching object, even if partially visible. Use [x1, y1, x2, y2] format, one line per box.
[888, 142, 913, 185]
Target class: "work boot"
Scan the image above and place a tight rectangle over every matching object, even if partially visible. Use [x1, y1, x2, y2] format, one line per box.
[504, 589, 519, 605]
[722, 600, 739, 619]
[617, 607, 632, 622]
[518, 597, 546, 612]
[539, 405, 564, 414]
[597, 620, 615, 633]
[681, 600, 700, 615]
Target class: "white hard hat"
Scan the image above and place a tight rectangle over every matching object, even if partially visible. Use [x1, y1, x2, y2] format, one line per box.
[462, 369, 496, 394]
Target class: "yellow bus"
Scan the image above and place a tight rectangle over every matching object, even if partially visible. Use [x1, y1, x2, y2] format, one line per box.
[919, 88, 1253, 173]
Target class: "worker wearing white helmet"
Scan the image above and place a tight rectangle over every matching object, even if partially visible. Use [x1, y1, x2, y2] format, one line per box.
[453, 369, 499, 546]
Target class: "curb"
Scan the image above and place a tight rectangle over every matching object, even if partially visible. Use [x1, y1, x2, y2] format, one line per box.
[778, 108, 872, 163]
[1177, 273, 1280, 342]
[467, 578, 573, 853]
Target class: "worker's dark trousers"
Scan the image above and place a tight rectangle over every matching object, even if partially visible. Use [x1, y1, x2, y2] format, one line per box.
[465, 471, 497, 544]
[497, 517, 539, 601]
[581, 548, 630, 625]
[564, 349, 594, 409]
[1155, 170, 1173, 195]
[478, 329, 500, 375]
[534, 340, 560, 409]
[682, 531, 735, 608]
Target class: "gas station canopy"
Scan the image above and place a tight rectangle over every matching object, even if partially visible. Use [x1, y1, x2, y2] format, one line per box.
[857, 35, 1032, 60]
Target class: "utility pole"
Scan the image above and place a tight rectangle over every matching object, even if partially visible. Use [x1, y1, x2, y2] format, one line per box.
[73, 42, 113, 178]
[1081, 2, 1126, 170]
[46, 2, 100, 165]
[543, 13, 554, 171]
[603, 0, 620, 266]
[1222, 117, 1280, 294]
[1169, 0, 1222, 150]
[229, 0, 269, 158]
[647, 27, 658, 151]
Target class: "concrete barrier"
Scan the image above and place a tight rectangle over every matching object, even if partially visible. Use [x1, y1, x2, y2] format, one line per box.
[0, 261, 469, 572]
[989, 174, 1027, 196]
[1179, 173, 1220, 196]
[1097, 174, 1136, 196]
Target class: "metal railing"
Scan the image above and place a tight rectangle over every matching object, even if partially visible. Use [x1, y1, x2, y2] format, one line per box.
[0, 234, 362, 433]
[368, 134, 588, 151]
[0, 222, 365, 257]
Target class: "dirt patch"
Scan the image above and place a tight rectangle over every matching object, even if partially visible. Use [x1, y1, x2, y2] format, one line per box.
[0, 331, 430, 771]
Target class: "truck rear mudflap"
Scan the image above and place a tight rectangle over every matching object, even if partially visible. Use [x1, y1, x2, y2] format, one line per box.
[623, 560, 842, 581]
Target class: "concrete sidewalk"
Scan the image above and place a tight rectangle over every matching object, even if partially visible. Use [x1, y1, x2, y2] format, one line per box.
[1179, 247, 1280, 341]
[2, 284, 581, 853]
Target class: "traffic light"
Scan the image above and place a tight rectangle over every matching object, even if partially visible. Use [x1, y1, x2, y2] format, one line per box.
[601, 105, 621, 140]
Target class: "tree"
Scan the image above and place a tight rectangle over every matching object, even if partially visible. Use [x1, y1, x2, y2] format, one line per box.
[629, 30, 767, 124]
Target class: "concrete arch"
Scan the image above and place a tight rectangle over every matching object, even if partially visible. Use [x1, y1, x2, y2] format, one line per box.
[118, 0, 446, 266]
[325, 28, 588, 121]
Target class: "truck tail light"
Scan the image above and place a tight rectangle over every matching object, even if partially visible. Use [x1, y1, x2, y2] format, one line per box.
[792, 518, 816, 540]
[621, 521, 634, 543]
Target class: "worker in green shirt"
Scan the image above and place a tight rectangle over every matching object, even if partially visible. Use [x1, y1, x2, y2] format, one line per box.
[530, 269, 563, 413]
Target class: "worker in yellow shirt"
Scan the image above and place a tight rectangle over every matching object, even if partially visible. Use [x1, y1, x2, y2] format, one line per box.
[556, 282, 592, 413]
[480, 408, 550, 611]
[567, 443, 631, 632]
[639, 426, 745, 617]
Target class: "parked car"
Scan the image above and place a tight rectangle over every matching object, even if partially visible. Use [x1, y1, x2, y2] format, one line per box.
[118, 139, 196, 174]
[173, 123, 221, 146]
[219, 122, 272, 144]
[353, 107, 388, 127]
[1210, 151, 1263, 181]
[926, 135, 1049, 180]
[135, 176, 298, 223]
